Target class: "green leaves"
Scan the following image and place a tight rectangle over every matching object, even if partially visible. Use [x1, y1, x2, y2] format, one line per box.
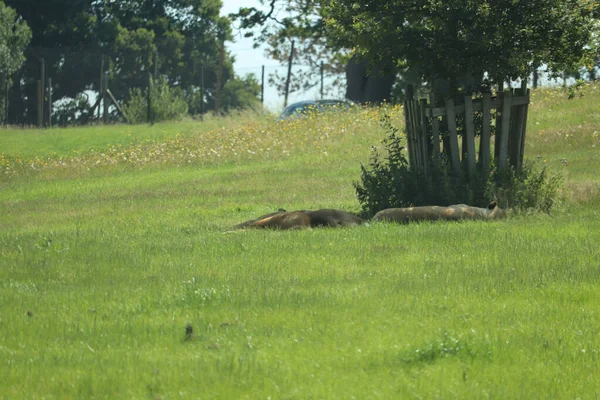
[324, 0, 596, 89]
[0, 1, 31, 77]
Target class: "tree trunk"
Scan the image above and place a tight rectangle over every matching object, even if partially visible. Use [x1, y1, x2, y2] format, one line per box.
[345, 55, 396, 104]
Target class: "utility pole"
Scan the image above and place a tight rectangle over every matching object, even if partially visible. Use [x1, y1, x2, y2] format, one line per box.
[284, 40, 295, 108]
[37, 80, 42, 128]
[147, 72, 152, 124]
[100, 55, 105, 120]
[4, 80, 8, 126]
[215, 41, 224, 113]
[47, 78, 52, 128]
[41, 58, 45, 126]
[200, 64, 205, 114]
[103, 72, 109, 124]
[320, 61, 324, 99]
[261, 65, 265, 104]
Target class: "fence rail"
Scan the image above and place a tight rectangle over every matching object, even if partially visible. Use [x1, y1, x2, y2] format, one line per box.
[404, 83, 530, 178]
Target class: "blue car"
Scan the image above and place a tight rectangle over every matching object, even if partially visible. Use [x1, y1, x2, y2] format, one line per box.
[278, 99, 354, 121]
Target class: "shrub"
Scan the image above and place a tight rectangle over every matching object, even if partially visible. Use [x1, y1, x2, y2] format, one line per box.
[123, 77, 188, 123]
[355, 114, 562, 218]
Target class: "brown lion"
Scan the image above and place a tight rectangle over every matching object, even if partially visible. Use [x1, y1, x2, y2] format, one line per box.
[233, 209, 365, 230]
[372, 202, 506, 223]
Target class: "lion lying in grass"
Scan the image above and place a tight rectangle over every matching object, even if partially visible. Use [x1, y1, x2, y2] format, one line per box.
[372, 202, 506, 223]
[233, 202, 505, 230]
[233, 209, 365, 230]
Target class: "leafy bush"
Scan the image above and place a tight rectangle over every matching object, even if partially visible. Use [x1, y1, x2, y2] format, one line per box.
[123, 77, 188, 123]
[355, 115, 562, 218]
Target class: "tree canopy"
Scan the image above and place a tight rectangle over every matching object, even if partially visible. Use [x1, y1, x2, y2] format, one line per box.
[3, 0, 261, 125]
[324, 0, 597, 92]
[0, 1, 31, 79]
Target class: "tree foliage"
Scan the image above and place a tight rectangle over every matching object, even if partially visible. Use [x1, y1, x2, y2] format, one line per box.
[0, 1, 31, 124]
[0, 1, 31, 78]
[230, 0, 347, 99]
[4, 0, 261, 125]
[325, 0, 593, 91]
[324, 0, 597, 90]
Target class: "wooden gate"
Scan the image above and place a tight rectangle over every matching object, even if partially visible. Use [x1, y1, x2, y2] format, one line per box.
[404, 83, 530, 177]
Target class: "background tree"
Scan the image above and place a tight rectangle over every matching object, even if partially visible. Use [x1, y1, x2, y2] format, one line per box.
[4, 0, 261, 125]
[0, 1, 31, 124]
[4, 0, 99, 124]
[230, 0, 397, 104]
[221, 73, 262, 112]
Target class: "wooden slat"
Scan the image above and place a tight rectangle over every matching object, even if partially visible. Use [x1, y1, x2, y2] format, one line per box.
[106, 89, 129, 123]
[404, 100, 417, 170]
[411, 100, 423, 170]
[464, 95, 476, 175]
[103, 73, 109, 124]
[88, 94, 102, 116]
[480, 93, 491, 173]
[425, 95, 529, 118]
[406, 100, 415, 168]
[518, 90, 531, 170]
[498, 90, 512, 172]
[508, 81, 527, 168]
[429, 94, 440, 161]
[431, 116, 440, 161]
[419, 99, 429, 175]
[445, 98, 462, 176]
[494, 91, 503, 160]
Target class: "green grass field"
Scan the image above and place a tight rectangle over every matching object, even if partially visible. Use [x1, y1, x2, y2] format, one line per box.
[1, 86, 600, 399]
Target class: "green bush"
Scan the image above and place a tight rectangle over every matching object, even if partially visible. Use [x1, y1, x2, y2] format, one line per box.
[123, 77, 188, 123]
[355, 115, 563, 218]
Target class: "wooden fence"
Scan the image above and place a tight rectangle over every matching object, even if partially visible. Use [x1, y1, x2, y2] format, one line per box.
[404, 83, 530, 177]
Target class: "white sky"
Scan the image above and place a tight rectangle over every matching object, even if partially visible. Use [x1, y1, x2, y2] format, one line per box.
[221, 0, 334, 112]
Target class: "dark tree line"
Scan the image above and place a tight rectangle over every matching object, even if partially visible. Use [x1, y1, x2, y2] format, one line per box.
[3, 0, 261, 125]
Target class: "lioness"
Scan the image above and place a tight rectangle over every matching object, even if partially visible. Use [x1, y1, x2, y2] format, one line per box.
[234, 209, 364, 230]
[373, 202, 505, 223]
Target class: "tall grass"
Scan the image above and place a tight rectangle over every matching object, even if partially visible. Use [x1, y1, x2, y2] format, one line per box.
[1, 86, 600, 398]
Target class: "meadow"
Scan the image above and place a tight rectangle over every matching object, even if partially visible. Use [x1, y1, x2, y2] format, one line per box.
[1, 85, 600, 399]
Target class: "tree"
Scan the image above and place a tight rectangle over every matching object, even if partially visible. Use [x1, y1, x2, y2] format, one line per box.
[324, 0, 596, 95]
[4, 0, 261, 125]
[230, 0, 396, 104]
[221, 74, 262, 112]
[94, 0, 238, 114]
[0, 2, 31, 78]
[0, 1, 31, 123]
[4, 0, 102, 124]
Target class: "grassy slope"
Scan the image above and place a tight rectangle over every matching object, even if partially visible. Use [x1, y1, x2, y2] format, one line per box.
[0, 110, 266, 159]
[1, 87, 600, 399]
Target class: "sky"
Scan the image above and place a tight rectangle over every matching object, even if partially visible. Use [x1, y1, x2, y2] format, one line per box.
[220, 0, 339, 112]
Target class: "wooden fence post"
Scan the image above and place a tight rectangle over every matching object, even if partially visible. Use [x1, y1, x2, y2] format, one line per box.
[103, 72, 109, 124]
[3, 79, 8, 126]
[147, 72, 152, 124]
[40, 58, 45, 127]
[47, 78, 52, 128]
[37, 80, 43, 128]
